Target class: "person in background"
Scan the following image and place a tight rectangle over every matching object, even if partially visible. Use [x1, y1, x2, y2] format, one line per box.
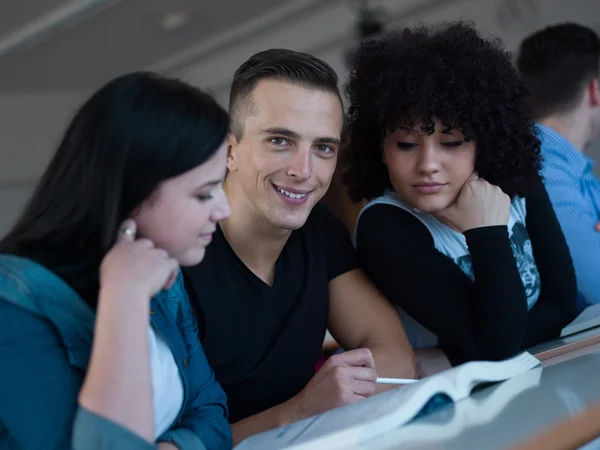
[0, 72, 232, 450]
[517, 23, 600, 309]
[182, 48, 416, 445]
[342, 21, 578, 366]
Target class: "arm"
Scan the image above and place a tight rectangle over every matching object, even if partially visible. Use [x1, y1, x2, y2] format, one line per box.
[78, 285, 154, 441]
[79, 221, 180, 445]
[356, 205, 529, 365]
[319, 202, 416, 380]
[230, 396, 300, 446]
[542, 166, 600, 306]
[0, 299, 155, 450]
[230, 348, 377, 446]
[158, 288, 232, 450]
[522, 176, 578, 347]
[327, 268, 417, 381]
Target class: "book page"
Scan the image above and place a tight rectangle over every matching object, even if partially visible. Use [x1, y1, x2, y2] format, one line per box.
[349, 367, 543, 450]
[235, 353, 540, 450]
[235, 376, 452, 450]
[457, 352, 541, 395]
[561, 304, 600, 337]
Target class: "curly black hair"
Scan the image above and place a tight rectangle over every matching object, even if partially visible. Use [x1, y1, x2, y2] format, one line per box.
[342, 21, 542, 202]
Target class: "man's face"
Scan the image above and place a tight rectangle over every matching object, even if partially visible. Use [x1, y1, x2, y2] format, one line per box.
[227, 79, 343, 230]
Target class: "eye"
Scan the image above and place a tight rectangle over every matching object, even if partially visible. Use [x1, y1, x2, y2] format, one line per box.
[196, 194, 214, 202]
[441, 141, 463, 148]
[396, 142, 417, 150]
[316, 144, 334, 154]
[269, 137, 289, 146]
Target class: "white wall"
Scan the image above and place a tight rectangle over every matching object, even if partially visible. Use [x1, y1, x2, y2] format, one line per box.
[171, 0, 600, 164]
[0, 91, 85, 235]
[171, 0, 599, 103]
[1, 0, 599, 236]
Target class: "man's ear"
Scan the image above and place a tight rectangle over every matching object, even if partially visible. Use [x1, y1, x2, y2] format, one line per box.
[226, 132, 239, 172]
[588, 78, 600, 107]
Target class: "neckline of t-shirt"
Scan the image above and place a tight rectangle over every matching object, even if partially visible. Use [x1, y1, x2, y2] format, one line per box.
[216, 225, 289, 291]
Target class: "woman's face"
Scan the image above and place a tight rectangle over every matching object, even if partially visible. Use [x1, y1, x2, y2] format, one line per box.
[134, 141, 231, 266]
[382, 119, 476, 213]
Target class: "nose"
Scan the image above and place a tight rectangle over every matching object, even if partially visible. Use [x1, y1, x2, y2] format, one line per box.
[286, 146, 312, 181]
[210, 186, 231, 222]
[416, 143, 441, 174]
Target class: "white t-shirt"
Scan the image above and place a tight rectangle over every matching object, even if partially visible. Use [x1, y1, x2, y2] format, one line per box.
[148, 326, 184, 437]
[354, 192, 541, 349]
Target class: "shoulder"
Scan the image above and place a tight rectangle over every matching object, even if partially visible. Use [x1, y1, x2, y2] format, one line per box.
[302, 203, 352, 243]
[0, 297, 48, 339]
[357, 203, 433, 244]
[359, 202, 424, 226]
[0, 253, 93, 331]
[306, 202, 345, 229]
[0, 254, 56, 306]
[537, 131, 583, 178]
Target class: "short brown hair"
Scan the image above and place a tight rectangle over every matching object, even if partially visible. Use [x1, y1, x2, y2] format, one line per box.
[229, 49, 341, 140]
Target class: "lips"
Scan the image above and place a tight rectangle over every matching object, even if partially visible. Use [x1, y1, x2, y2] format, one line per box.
[273, 184, 311, 199]
[198, 233, 213, 243]
[412, 182, 446, 187]
[273, 183, 311, 204]
[412, 182, 447, 194]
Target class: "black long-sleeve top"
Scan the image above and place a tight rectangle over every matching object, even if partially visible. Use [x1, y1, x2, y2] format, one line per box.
[355, 177, 578, 365]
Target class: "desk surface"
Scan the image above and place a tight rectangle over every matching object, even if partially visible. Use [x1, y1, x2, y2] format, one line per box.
[354, 351, 600, 450]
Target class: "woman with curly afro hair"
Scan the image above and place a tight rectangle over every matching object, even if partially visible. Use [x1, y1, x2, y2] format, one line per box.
[342, 21, 578, 367]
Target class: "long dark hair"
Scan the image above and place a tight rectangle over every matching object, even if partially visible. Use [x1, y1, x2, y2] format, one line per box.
[0, 71, 228, 307]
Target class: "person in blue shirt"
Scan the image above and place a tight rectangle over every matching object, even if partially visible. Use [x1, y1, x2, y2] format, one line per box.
[517, 23, 600, 309]
[0, 72, 233, 449]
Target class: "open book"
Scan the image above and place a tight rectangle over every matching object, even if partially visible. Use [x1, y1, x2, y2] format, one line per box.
[235, 352, 541, 450]
[560, 304, 600, 337]
[347, 367, 543, 449]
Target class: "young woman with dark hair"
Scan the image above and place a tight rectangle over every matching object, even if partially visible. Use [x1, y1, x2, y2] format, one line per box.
[0, 72, 232, 449]
[343, 22, 578, 367]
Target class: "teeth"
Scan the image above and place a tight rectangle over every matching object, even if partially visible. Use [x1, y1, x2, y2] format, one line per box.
[277, 187, 306, 199]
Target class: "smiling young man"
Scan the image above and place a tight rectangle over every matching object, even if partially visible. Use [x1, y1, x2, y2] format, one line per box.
[182, 49, 416, 444]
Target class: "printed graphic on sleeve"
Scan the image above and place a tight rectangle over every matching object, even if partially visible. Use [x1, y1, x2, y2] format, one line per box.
[454, 222, 541, 308]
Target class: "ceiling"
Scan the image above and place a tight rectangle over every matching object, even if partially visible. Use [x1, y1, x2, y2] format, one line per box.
[0, 0, 324, 90]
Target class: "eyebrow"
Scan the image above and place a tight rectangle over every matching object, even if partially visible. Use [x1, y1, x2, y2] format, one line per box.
[261, 127, 301, 140]
[197, 173, 226, 190]
[261, 127, 341, 145]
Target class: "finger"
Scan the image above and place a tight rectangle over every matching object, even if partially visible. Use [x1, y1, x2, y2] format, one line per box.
[348, 394, 368, 404]
[136, 238, 155, 249]
[443, 175, 479, 212]
[117, 219, 137, 243]
[595, 222, 600, 232]
[350, 379, 377, 397]
[344, 366, 378, 383]
[155, 248, 169, 259]
[329, 348, 375, 369]
[466, 172, 480, 183]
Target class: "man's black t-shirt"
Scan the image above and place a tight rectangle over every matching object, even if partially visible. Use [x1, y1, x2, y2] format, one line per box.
[182, 204, 358, 423]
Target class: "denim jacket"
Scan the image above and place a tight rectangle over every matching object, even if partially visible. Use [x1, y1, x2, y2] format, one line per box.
[0, 254, 232, 450]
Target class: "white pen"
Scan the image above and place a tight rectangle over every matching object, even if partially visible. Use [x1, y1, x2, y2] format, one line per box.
[376, 377, 419, 385]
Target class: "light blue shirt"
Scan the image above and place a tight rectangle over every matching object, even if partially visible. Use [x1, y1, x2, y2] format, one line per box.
[537, 123, 600, 309]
